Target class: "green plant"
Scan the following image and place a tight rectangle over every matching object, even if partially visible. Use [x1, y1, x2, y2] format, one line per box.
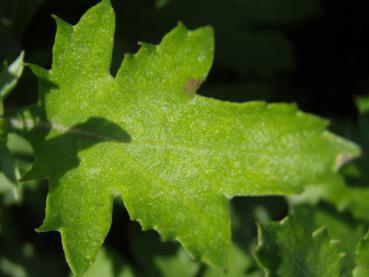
[1, 0, 368, 276]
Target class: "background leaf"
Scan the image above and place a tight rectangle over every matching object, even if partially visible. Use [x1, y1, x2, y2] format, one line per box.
[353, 231, 369, 277]
[0, 51, 24, 99]
[256, 216, 345, 277]
[0, 52, 25, 204]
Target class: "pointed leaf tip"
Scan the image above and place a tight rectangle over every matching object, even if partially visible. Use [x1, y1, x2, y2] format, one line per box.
[0, 51, 25, 99]
[51, 14, 72, 29]
[27, 63, 49, 80]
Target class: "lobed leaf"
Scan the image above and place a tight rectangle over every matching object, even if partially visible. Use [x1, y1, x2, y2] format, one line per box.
[255, 216, 345, 276]
[290, 204, 366, 274]
[9, 0, 359, 275]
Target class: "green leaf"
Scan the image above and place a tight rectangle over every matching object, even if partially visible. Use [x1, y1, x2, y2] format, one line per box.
[290, 96, 369, 222]
[290, 175, 369, 222]
[0, 147, 20, 204]
[0, 132, 34, 205]
[202, 245, 252, 277]
[0, 51, 24, 100]
[290, 204, 366, 274]
[0, 52, 26, 203]
[353, 231, 369, 277]
[0, 51, 24, 147]
[83, 248, 134, 277]
[9, 0, 359, 275]
[154, 249, 200, 277]
[255, 216, 345, 277]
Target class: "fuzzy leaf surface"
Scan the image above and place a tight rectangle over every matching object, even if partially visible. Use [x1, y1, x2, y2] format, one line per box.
[9, 0, 359, 275]
[290, 96, 369, 222]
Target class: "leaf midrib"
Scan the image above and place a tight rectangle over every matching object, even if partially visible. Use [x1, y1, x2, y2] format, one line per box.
[8, 117, 313, 158]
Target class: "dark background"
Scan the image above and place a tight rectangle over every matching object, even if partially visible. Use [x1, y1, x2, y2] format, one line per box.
[1, 0, 368, 276]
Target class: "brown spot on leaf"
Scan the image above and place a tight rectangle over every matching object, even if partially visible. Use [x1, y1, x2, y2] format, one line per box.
[184, 79, 203, 97]
[334, 153, 354, 170]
